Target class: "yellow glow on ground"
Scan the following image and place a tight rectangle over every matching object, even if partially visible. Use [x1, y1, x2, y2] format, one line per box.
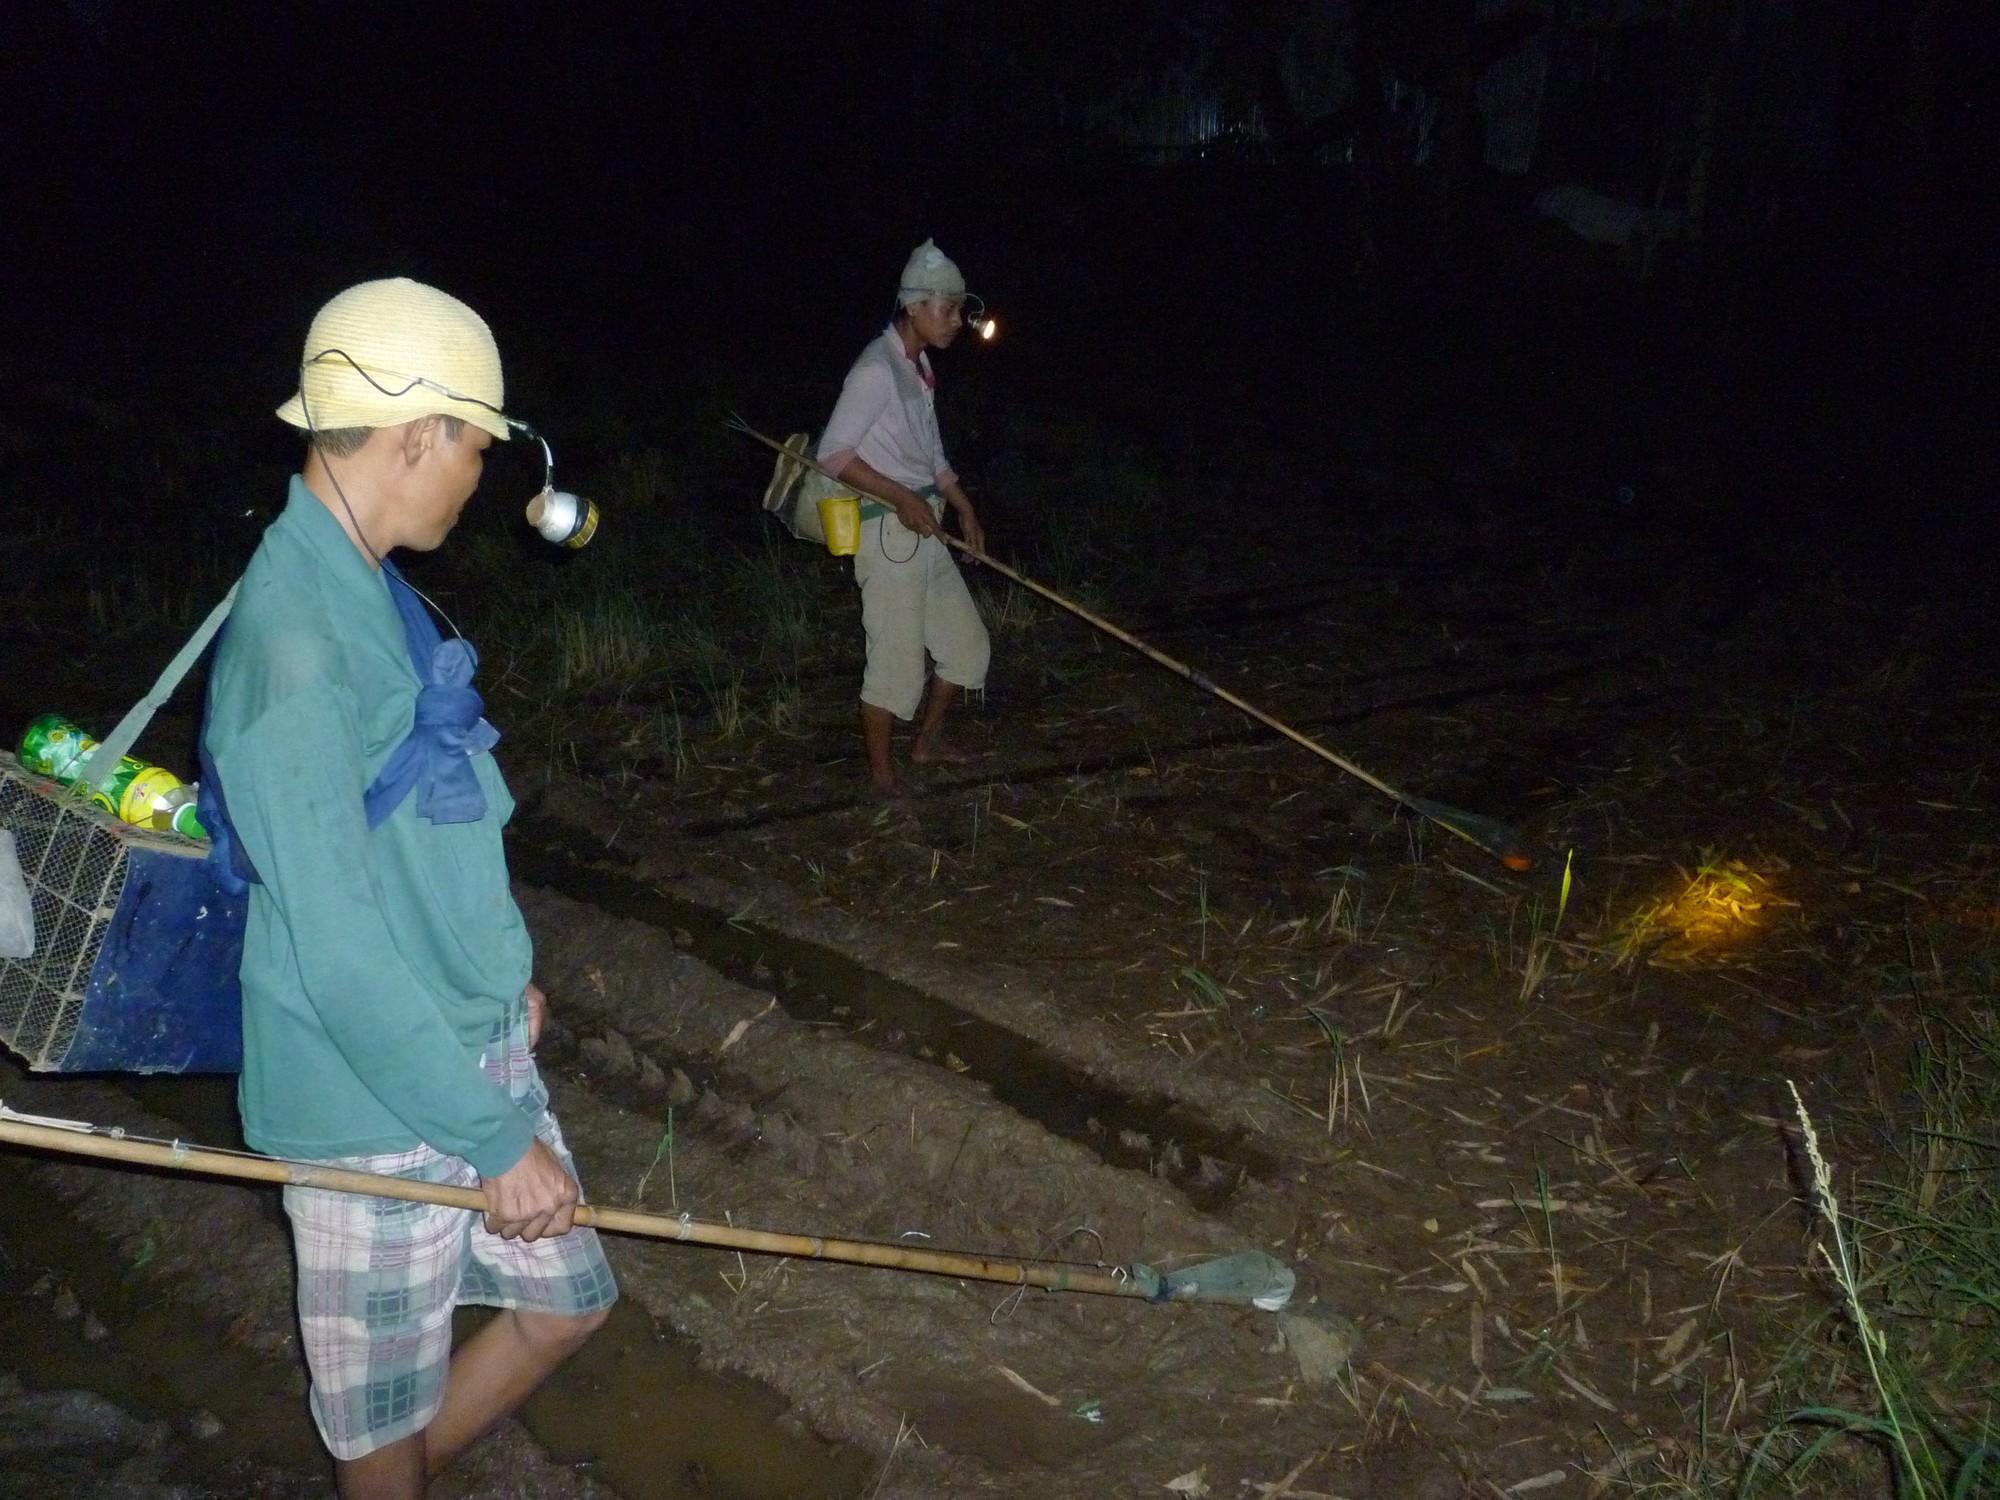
[1620, 857, 1793, 966]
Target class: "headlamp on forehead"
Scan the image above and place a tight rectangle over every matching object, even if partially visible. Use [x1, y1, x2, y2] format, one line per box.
[964, 294, 998, 342]
[897, 288, 997, 342]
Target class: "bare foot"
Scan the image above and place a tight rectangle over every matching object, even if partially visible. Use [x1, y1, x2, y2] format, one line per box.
[910, 737, 975, 766]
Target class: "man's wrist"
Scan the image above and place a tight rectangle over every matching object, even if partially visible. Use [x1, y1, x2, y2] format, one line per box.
[466, 1111, 537, 1179]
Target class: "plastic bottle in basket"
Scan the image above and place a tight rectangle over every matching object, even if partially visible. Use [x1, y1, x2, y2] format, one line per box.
[95, 759, 207, 837]
[18, 713, 97, 781]
[115, 765, 206, 837]
[16, 714, 207, 838]
[149, 784, 207, 839]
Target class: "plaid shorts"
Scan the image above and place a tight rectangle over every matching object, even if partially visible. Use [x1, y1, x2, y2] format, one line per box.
[282, 1011, 619, 1459]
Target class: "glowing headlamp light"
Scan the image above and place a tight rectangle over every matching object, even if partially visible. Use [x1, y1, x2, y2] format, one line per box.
[897, 292, 998, 341]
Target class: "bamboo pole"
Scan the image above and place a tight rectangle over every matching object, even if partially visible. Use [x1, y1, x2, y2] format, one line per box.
[0, 1113, 1138, 1298]
[735, 419, 1530, 867]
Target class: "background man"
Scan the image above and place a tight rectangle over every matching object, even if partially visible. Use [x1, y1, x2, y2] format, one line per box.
[202, 278, 615, 1499]
[816, 239, 992, 794]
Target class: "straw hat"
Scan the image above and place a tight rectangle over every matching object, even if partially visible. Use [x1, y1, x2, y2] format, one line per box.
[276, 278, 511, 440]
[897, 239, 967, 308]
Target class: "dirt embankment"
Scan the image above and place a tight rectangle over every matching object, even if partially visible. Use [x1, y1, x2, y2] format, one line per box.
[519, 883, 1368, 1498]
[511, 836, 1818, 1500]
[536, 775, 1317, 1140]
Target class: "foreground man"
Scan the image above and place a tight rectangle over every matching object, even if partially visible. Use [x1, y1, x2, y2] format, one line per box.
[817, 239, 992, 794]
[203, 278, 614, 1499]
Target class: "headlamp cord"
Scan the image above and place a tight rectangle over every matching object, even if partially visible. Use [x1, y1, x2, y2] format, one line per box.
[296, 351, 465, 641]
[876, 317, 938, 567]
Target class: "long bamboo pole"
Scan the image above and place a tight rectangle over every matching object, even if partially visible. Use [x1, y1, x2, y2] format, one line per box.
[736, 420, 1530, 867]
[0, 1112, 1139, 1298]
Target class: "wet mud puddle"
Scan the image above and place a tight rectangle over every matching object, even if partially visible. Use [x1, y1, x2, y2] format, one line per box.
[479, 1298, 870, 1500]
[0, 1151, 328, 1493]
[510, 823, 1277, 1210]
[64, 1081, 872, 1500]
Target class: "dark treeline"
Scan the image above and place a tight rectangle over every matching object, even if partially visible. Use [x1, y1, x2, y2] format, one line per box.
[2, 1, 1995, 536]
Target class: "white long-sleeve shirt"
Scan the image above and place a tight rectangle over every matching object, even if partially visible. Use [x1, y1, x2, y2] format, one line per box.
[816, 326, 959, 493]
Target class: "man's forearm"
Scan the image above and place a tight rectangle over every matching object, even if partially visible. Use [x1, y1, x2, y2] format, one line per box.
[836, 456, 927, 510]
[939, 477, 976, 517]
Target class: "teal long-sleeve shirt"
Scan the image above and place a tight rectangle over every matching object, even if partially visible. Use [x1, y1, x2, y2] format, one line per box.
[205, 478, 536, 1178]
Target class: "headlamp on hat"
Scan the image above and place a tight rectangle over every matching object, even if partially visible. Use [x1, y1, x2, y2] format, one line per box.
[280, 278, 600, 549]
[895, 241, 996, 342]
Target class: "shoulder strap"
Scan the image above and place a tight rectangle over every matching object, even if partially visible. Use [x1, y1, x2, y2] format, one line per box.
[77, 585, 239, 791]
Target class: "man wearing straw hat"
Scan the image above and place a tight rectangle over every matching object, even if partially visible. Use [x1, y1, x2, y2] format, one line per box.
[817, 238, 992, 794]
[202, 278, 614, 1498]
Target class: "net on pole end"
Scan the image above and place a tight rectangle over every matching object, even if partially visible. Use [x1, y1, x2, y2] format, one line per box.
[1130, 1252, 1295, 1309]
[1401, 795, 1531, 870]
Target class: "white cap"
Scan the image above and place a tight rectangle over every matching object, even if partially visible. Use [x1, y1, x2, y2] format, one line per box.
[276, 277, 510, 440]
[896, 239, 967, 308]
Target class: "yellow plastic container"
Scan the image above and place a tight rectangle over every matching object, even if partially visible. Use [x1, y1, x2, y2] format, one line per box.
[817, 495, 861, 557]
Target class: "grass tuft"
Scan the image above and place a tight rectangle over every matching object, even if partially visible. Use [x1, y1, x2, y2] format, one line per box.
[1736, 1022, 2000, 1500]
[1518, 849, 1574, 1001]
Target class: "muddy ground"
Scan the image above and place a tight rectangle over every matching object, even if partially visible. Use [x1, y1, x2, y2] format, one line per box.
[479, 471, 1997, 1497]
[7, 426, 1995, 1499]
[4, 257, 1998, 1500]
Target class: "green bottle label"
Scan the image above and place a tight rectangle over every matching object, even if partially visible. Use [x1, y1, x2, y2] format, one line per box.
[18, 714, 95, 781]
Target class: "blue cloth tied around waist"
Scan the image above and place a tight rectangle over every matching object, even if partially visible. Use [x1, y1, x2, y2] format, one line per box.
[362, 561, 499, 829]
[198, 562, 498, 895]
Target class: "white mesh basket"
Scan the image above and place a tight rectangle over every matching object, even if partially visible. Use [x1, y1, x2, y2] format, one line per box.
[0, 753, 242, 1073]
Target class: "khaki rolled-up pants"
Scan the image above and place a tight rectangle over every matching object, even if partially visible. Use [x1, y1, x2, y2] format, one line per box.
[853, 504, 990, 721]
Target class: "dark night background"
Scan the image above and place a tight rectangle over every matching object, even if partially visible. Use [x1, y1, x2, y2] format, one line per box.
[3, 0, 1996, 562]
[5, 8, 2000, 1496]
